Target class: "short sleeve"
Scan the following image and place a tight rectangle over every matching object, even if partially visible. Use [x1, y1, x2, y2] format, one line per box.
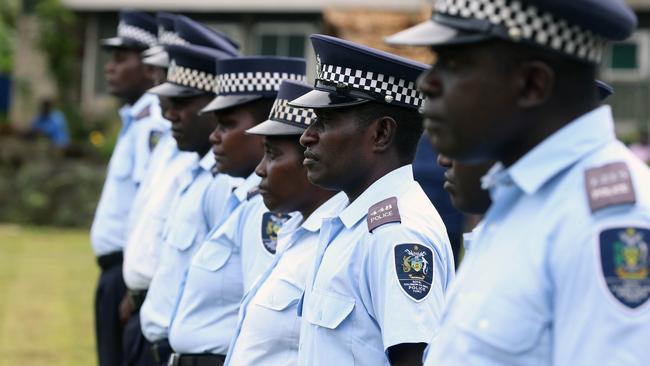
[362, 225, 447, 350]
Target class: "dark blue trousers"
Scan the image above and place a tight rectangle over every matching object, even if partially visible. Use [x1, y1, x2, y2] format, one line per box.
[123, 312, 158, 366]
[95, 263, 127, 366]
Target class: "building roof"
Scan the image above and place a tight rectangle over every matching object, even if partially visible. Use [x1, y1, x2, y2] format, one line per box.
[61, 0, 426, 12]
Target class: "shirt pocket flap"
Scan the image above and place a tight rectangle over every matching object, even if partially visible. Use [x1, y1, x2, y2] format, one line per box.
[457, 296, 544, 354]
[255, 279, 303, 312]
[167, 223, 199, 251]
[305, 289, 355, 330]
[192, 242, 232, 271]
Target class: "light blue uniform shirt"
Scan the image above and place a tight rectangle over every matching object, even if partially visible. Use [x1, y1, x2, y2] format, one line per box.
[297, 165, 455, 366]
[425, 106, 650, 365]
[90, 93, 170, 256]
[168, 174, 292, 354]
[140, 153, 239, 342]
[225, 192, 348, 366]
[123, 139, 197, 290]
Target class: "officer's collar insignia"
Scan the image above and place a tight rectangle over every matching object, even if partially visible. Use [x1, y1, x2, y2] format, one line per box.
[367, 197, 401, 232]
[148, 130, 162, 151]
[585, 162, 636, 213]
[261, 212, 291, 254]
[394, 243, 433, 302]
[598, 227, 650, 310]
[135, 104, 151, 120]
[247, 187, 261, 200]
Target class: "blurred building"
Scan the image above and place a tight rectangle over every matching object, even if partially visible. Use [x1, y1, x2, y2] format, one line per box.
[8, 0, 650, 137]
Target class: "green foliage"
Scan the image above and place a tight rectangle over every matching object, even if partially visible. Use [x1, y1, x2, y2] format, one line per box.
[0, 0, 19, 73]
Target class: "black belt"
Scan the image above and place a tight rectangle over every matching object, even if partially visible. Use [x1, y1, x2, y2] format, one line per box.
[167, 353, 226, 366]
[150, 338, 173, 365]
[128, 289, 148, 312]
[97, 251, 123, 271]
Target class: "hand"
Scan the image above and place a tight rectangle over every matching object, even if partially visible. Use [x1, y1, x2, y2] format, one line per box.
[118, 293, 135, 326]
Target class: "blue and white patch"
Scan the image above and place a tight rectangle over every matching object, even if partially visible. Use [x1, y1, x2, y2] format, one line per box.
[394, 243, 433, 302]
[261, 212, 290, 254]
[149, 130, 163, 151]
[599, 227, 650, 310]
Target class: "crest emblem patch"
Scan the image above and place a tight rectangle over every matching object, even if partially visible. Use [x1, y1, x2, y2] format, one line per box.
[599, 227, 650, 310]
[261, 212, 290, 254]
[394, 243, 434, 302]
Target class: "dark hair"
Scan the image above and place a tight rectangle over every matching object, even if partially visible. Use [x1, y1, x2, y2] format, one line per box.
[355, 101, 423, 162]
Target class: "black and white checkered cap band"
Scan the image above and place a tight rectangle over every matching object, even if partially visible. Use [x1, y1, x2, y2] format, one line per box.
[434, 0, 606, 62]
[118, 22, 158, 48]
[167, 60, 216, 93]
[158, 30, 188, 46]
[318, 64, 424, 108]
[270, 98, 316, 126]
[216, 72, 306, 95]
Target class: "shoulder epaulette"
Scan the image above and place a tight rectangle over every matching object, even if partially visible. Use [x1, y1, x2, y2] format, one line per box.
[585, 161, 636, 213]
[247, 187, 260, 200]
[367, 196, 401, 232]
[135, 105, 151, 120]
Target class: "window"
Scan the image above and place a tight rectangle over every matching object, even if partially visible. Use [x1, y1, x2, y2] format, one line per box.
[602, 31, 650, 81]
[251, 22, 319, 82]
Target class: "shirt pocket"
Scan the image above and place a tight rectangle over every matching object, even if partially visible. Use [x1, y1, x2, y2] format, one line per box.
[304, 289, 355, 330]
[457, 295, 545, 354]
[255, 278, 303, 312]
[192, 241, 232, 272]
[167, 222, 199, 252]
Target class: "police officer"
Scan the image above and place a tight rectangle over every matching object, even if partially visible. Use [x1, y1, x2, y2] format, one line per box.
[223, 80, 347, 366]
[138, 41, 239, 365]
[141, 12, 184, 85]
[388, 0, 650, 364]
[165, 57, 307, 366]
[93, 10, 169, 366]
[122, 16, 240, 366]
[288, 34, 455, 365]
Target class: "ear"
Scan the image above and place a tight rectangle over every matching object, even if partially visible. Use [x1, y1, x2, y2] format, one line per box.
[371, 116, 397, 154]
[515, 60, 555, 109]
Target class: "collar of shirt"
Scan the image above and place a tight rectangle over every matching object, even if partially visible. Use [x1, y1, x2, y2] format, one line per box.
[482, 105, 616, 197]
[338, 164, 414, 229]
[232, 172, 263, 203]
[198, 152, 216, 174]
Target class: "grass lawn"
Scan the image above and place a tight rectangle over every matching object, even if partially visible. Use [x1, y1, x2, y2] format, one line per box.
[0, 224, 98, 366]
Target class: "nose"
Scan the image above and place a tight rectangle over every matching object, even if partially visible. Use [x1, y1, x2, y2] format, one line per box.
[437, 153, 453, 169]
[417, 68, 442, 98]
[300, 124, 318, 148]
[104, 61, 115, 75]
[254, 156, 267, 178]
[209, 125, 221, 146]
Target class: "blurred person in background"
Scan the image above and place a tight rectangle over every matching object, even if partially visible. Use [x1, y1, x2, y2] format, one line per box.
[26, 98, 70, 149]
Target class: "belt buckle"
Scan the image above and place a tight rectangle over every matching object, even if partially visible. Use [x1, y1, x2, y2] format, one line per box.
[167, 353, 180, 366]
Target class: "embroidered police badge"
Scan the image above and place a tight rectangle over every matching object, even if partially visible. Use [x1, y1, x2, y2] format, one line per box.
[149, 130, 163, 151]
[261, 212, 290, 254]
[599, 227, 650, 310]
[585, 162, 636, 213]
[394, 243, 434, 302]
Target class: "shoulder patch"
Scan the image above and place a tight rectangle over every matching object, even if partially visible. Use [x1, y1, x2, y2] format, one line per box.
[261, 212, 291, 254]
[135, 105, 151, 120]
[599, 227, 650, 311]
[585, 162, 636, 213]
[149, 130, 163, 151]
[247, 187, 260, 200]
[394, 243, 434, 302]
[367, 196, 401, 232]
